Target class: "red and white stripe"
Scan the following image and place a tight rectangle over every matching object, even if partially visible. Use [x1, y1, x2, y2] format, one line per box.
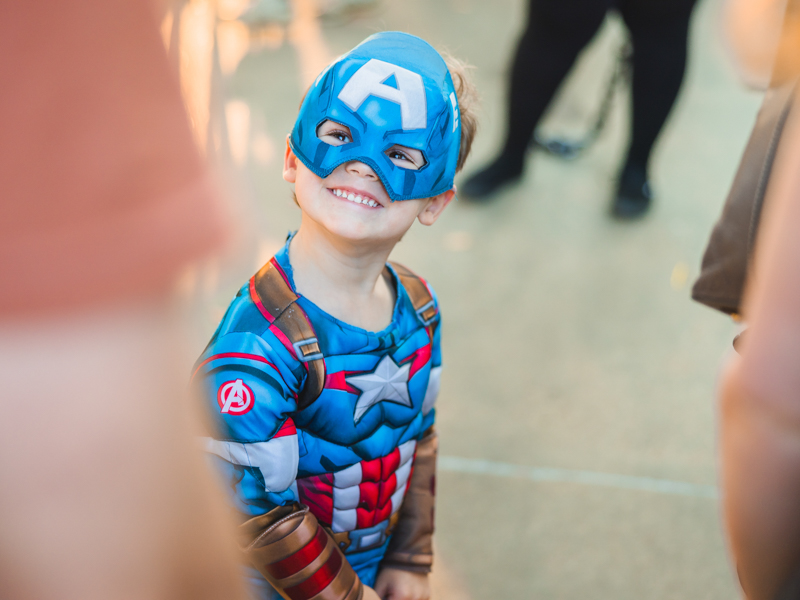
[330, 440, 416, 533]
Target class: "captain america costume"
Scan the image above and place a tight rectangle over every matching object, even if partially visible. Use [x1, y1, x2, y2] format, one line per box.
[192, 238, 442, 597]
[193, 31, 458, 600]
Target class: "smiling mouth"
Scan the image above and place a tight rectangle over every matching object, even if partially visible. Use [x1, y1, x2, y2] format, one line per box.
[329, 188, 381, 208]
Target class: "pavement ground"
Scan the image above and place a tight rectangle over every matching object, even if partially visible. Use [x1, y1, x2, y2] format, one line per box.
[178, 0, 764, 596]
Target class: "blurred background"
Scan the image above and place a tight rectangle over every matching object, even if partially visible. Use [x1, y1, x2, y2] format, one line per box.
[170, 0, 760, 596]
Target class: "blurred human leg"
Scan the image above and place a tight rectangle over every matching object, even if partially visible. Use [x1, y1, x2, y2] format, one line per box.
[613, 0, 698, 217]
[462, 0, 610, 199]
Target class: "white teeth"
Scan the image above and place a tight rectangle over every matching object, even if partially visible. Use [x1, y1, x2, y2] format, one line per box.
[333, 189, 378, 207]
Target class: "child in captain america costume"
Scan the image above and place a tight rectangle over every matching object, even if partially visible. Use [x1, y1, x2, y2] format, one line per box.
[193, 32, 477, 600]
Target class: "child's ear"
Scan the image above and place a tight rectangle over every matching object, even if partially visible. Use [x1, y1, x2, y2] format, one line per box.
[283, 135, 298, 183]
[417, 187, 456, 226]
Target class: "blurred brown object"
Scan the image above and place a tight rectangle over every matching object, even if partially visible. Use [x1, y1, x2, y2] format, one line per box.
[691, 81, 795, 316]
[0, 2, 247, 600]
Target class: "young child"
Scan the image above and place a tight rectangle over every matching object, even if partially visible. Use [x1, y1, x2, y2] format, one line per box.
[193, 31, 477, 600]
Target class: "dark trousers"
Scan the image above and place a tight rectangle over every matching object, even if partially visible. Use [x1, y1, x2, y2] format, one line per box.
[501, 0, 698, 172]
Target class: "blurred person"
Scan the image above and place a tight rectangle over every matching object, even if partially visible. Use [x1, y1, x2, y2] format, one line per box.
[718, 1, 800, 598]
[239, 0, 379, 26]
[0, 2, 248, 599]
[461, 0, 698, 218]
[190, 32, 477, 600]
[718, 105, 800, 600]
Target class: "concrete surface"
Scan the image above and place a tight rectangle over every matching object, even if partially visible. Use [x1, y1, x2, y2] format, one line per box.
[189, 0, 765, 596]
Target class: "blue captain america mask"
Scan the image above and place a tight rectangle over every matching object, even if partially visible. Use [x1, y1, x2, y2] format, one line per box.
[289, 31, 461, 201]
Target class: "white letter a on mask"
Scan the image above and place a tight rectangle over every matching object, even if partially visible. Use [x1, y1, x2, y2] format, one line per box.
[338, 59, 427, 130]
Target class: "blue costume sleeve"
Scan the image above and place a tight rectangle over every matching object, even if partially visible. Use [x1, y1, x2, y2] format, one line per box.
[193, 331, 302, 516]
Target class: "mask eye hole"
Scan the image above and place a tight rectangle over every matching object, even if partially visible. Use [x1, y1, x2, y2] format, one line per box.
[316, 120, 353, 146]
[385, 144, 427, 171]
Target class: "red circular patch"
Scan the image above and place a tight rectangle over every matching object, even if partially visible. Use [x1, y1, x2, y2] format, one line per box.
[217, 379, 255, 415]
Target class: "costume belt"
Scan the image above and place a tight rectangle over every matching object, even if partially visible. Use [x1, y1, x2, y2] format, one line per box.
[328, 512, 401, 553]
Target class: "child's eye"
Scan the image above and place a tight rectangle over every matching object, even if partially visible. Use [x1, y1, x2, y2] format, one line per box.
[316, 120, 353, 146]
[388, 150, 410, 162]
[327, 130, 352, 144]
[385, 145, 426, 171]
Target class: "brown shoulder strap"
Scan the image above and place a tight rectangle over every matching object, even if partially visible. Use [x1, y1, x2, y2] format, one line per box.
[389, 261, 438, 327]
[251, 258, 326, 411]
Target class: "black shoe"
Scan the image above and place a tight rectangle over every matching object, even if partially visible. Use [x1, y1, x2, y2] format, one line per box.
[460, 156, 524, 200]
[612, 164, 652, 219]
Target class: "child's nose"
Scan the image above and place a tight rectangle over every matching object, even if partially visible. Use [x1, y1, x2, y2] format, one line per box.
[345, 160, 378, 181]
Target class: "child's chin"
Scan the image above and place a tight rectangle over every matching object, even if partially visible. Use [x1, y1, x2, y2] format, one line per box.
[324, 221, 389, 244]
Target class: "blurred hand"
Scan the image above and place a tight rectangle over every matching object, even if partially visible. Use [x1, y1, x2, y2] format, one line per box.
[373, 568, 431, 600]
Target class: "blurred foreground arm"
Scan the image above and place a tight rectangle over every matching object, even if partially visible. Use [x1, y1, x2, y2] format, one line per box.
[720, 100, 800, 600]
[0, 2, 245, 599]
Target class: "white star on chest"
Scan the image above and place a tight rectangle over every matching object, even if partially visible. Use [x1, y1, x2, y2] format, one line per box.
[346, 354, 412, 424]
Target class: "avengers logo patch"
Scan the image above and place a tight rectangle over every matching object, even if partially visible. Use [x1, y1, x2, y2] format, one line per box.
[217, 379, 254, 415]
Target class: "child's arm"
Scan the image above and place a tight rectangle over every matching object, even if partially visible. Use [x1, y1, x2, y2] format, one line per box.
[195, 332, 371, 599]
[380, 426, 438, 572]
[373, 426, 437, 600]
[239, 503, 368, 600]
